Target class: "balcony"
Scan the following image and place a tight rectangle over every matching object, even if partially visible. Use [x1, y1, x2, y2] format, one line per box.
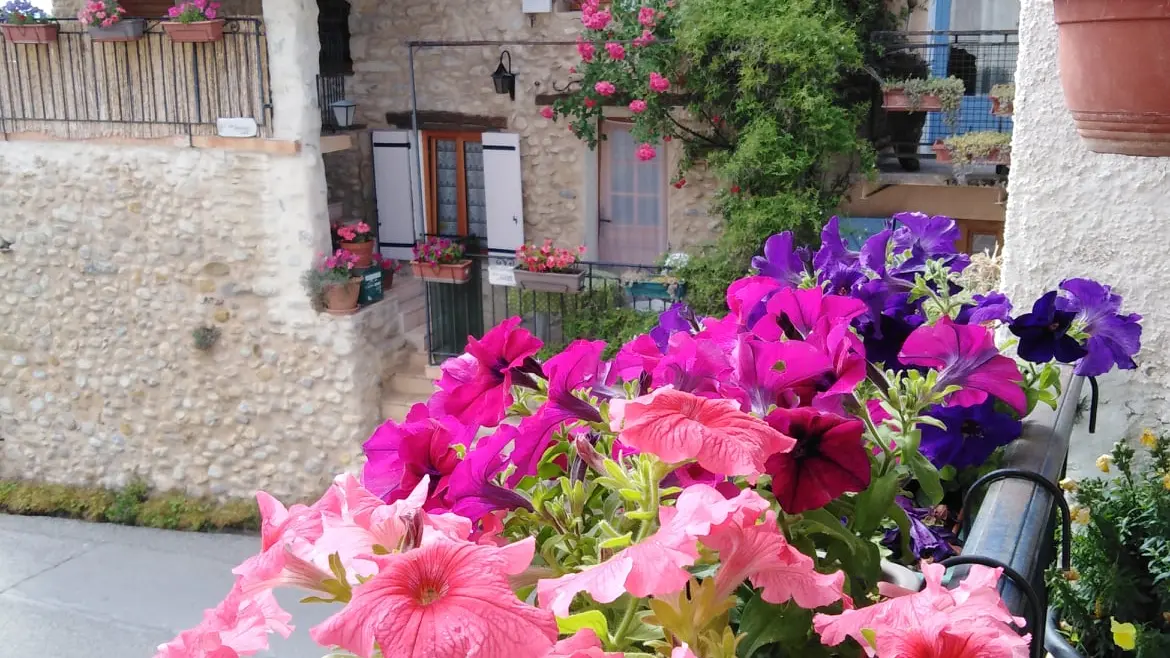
[868, 30, 1018, 185]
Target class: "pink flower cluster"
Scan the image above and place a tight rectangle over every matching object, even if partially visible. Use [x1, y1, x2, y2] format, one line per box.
[168, 0, 219, 22]
[635, 143, 656, 161]
[632, 29, 656, 48]
[371, 253, 402, 273]
[576, 38, 595, 62]
[649, 71, 670, 93]
[629, 99, 648, 113]
[412, 236, 466, 266]
[580, 0, 611, 30]
[594, 80, 616, 97]
[77, 0, 125, 28]
[605, 41, 626, 60]
[318, 248, 359, 274]
[516, 239, 585, 273]
[336, 221, 373, 244]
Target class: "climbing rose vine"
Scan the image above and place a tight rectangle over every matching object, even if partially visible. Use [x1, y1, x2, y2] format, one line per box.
[158, 213, 1140, 658]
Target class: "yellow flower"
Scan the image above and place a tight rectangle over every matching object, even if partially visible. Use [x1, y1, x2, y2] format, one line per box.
[1072, 505, 1091, 525]
[1060, 477, 1078, 492]
[1097, 454, 1114, 473]
[1162, 473, 1170, 491]
[1141, 429, 1158, 449]
[1064, 568, 1080, 582]
[1111, 618, 1137, 651]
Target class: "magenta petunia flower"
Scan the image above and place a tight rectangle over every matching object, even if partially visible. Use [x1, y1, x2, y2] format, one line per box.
[361, 403, 472, 507]
[651, 332, 732, 397]
[898, 316, 1026, 414]
[753, 286, 867, 341]
[447, 426, 535, 522]
[726, 275, 784, 331]
[764, 407, 871, 514]
[431, 316, 543, 427]
[311, 539, 557, 658]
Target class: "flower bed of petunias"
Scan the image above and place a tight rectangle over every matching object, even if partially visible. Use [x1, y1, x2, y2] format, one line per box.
[157, 213, 1142, 658]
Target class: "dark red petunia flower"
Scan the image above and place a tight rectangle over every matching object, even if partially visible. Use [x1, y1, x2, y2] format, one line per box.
[764, 407, 871, 514]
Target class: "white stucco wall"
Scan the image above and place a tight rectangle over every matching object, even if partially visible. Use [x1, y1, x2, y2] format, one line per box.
[1001, 0, 1170, 476]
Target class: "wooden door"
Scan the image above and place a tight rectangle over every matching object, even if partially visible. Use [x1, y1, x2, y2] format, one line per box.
[598, 121, 666, 265]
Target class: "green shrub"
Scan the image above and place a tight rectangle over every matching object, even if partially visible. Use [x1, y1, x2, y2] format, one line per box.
[104, 479, 149, 525]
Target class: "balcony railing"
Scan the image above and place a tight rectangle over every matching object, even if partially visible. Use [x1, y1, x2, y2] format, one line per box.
[870, 30, 1017, 169]
[0, 18, 270, 139]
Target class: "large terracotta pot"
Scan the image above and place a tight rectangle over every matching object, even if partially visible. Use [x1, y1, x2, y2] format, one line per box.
[341, 241, 374, 267]
[1053, 0, 1170, 156]
[323, 278, 361, 315]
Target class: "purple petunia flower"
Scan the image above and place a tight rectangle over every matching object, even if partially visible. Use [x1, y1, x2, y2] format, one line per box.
[813, 217, 860, 275]
[1057, 278, 1142, 377]
[957, 291, 1014, 326]
[890, 212, 970, 272]
[752, 232, 807, 286]
[882, 496, 958, 561]
[918, 400, 1023, 470]
[447, 426, 534, 522]
[898, 317, 1026, 414]
[1008, 290, 1087, 365]
[649, 303, 699, 352]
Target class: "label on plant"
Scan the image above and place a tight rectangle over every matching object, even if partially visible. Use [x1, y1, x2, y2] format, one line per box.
[488, 256, 517, 287]
[216, 118, 259, 138]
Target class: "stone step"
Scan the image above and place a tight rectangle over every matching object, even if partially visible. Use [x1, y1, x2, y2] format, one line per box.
[382, 398, 424, 423]
[402, 303, 427, 334]
[388, 372, 435, 396]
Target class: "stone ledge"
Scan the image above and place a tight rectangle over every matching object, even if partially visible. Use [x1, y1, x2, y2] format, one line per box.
[1, 131, 302, 156]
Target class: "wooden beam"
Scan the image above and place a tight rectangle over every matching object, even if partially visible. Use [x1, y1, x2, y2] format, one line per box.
[384, 111, 509, 131]
[321, 133, 355, 153]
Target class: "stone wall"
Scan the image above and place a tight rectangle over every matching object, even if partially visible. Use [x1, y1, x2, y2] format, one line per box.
[329, 0, 720, 255]
[1001, 0, 1170, 475]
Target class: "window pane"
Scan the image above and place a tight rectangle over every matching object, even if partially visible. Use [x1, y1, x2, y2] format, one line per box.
[636, 160, 660, 194]
[611, 157, 633, 193]
[637, 197, 659, 227]
[611, 195, 635, 225]
[464, 142, 487, 239]
[971, 233, 999, 256]
[435, 139, 459, 235]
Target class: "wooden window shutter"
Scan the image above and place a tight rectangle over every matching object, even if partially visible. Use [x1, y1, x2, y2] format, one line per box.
[372, 130, 424, 260]
[481, 132, 525, 255]
[121, 1, 177, 17]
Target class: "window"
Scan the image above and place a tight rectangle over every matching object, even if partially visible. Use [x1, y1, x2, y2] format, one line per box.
[955, 219, 1003, 255]
[422, 132, 488, 241]
[598, 120, 667, 265]
[318, 0, 353, 76]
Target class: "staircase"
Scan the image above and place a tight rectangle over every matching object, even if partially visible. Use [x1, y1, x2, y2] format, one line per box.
[380, 274, 441, 422]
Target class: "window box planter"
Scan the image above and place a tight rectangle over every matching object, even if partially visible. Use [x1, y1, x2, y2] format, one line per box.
[410, 260, 473, 284]
[1, 23, 59, 44]
[323, 278, 361, 315]
[87, 18, 145, 42]
[513, 268, 586, 294]
[882, 89, 944, 112]
[933, 137, 1012, 166]
[990, 84, 1015, 117]
[626, 280, 686, 301]
[1053, 0, 1170, 156]
[162, 19, 225, 43]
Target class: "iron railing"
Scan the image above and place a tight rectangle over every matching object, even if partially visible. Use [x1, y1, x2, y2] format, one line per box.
[423, 252, 674, 364]
[317, 73, 346, 131]
[871, 30, 1017, 162]
[0, 18, 270, 137]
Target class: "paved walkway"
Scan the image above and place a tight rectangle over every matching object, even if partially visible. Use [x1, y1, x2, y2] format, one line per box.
[0, 514, 330, 657]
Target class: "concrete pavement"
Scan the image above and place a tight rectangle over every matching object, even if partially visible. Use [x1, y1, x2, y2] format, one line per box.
[0, 514, 331, 657]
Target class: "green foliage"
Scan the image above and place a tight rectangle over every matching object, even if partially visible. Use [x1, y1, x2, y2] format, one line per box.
[0, 479, 260, 532]
[882, 76, 966, 123]
[506, 278, 659, 359]
[939, 131, 1012, 165]
[1048, 433, 1170, 657]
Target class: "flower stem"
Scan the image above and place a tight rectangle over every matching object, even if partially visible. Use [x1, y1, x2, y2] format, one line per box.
[610, 460, 662, 649]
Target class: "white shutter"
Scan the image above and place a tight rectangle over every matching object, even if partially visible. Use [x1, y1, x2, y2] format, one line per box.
[372, 130, 423, 260]
[482, 132, 525, 256]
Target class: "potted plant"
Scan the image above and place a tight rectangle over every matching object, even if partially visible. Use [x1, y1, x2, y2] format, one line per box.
[0, 2, 58, 44]
[371, 254, 401, 292]
[162, 0, 224, 43]
[512, 240, 587, 293]
[78, 0, 144, 42]
[1053, 0, 1170, 156]
[990, 83, 1015, 117]
[301, 249, 362, 315]
[934, 132, 1012, 166]
[1047, 433, 1170, 657]
[335, 221, 374, 267]
[881, 76, 966, 126]
[410, 236, 472, 284]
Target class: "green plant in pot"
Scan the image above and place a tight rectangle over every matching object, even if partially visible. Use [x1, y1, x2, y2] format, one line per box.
[620, 253, 688, 302]
[1048, 432, 1170, 657]
[301, 249, 362, 315]
[936, 131, 1012, 166]
[990, 83, 1015, 116]
[0, 1, 58, 44]
[882, 75, 966, 126]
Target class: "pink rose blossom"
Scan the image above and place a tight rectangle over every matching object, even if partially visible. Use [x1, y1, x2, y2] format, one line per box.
[638, 6, 657, 27]
[605, 42, 626, 60]
[649, 71, 671, 93]
[540, 106, 555, 119]
[594, 81, 616, 96]
[629, 99, 648, 113]
[581, 6, 611, 30]
[635, 142, 657, 161]
[576, 39, 595, 62]
[633, 29, 657, 47]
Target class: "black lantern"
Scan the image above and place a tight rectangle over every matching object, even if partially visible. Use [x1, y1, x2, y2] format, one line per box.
[491, 51, 516, 101]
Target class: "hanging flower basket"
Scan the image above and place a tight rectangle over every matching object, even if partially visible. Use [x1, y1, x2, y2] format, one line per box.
[513, 268, 586, 294]
[87, 18, 145, 42]
[411, 260, 473, 284]
[1, 22, 58, 44]
[1053, 0, 1170, 156]
[162, 18, 225, 43]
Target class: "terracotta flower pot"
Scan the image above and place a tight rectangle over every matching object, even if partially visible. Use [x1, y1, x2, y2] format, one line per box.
[162, 19, 225, 43]
[411, 260, 473, 284]
[882, 89, 943, 112]
[323, 278, 361, 315]
[1, 23, 59, 44]
[991, 97, 1013, 117]
[87, 18, 145, 42]
[341, 241, 374, 267]
[1053, 0, 1170, 156]
[932, 141, 1011, 166]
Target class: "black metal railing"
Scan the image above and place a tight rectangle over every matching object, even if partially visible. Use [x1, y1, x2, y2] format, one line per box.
[317, 73, 346, 131]
[870, 30, 1017, 163]
[0, 18, 270, 136]
[423, 252, 674, 364]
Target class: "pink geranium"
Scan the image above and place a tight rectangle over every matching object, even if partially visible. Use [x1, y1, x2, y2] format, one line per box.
[649, 71, 671, 93]
[629, 99, 648, 113]
[633, 29, 657, 48]
[610, 387, 795, 477]
[605, 41, 626, 60]
[581, 5, 611, 29]
[594, 81, 616, 96]
[311, 539, 557, 658]
[635, 143, 657, 161]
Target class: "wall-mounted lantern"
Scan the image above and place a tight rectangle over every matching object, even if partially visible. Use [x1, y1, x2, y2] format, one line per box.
[330, 100, 357, 128]
[492, 51, 516, 101]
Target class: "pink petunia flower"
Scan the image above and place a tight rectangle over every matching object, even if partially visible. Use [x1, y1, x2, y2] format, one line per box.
[629, 99, 648, 113]
[594, 81, 616, 96]
[311, 539, 557, 658]
[430, 317, 544, 427]
[898, 316, 1027, 414]
[546, 629, 625, 658]
[610, 387, 795, 477]
[635, 143, 657, 161]
[154, 584, 293, 658]
[649, 71, 670, 93]
[361, 403, 471, 507]
[754, 286, 868, 341]
[605, 41, 626, 60]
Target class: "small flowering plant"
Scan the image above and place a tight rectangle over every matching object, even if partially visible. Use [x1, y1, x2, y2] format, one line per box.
[0, 1, 51, 24]
[336, 221, 373, 244]
[371, 253, 402, 274]
[1050, 432, 1170, 657]
[412, 236, 466, 266]
[77, 0, 126, 28]
[301, 249, 360, 295]
[516, 240, 586, 273]
[168, 0, 220, 22]
[163, 212, 1141, 658]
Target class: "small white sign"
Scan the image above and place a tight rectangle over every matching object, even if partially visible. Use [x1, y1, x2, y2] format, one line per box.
[488, 256, 517, 287]
[216, 118, 259, 138]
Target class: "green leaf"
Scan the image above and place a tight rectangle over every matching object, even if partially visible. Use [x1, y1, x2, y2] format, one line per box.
[904, 450, 943, 505]
[736, 594, 813, 658]
[556, 610, 609, 638]
[599, 533, 633, 550]
[852, 469, 900, 536]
